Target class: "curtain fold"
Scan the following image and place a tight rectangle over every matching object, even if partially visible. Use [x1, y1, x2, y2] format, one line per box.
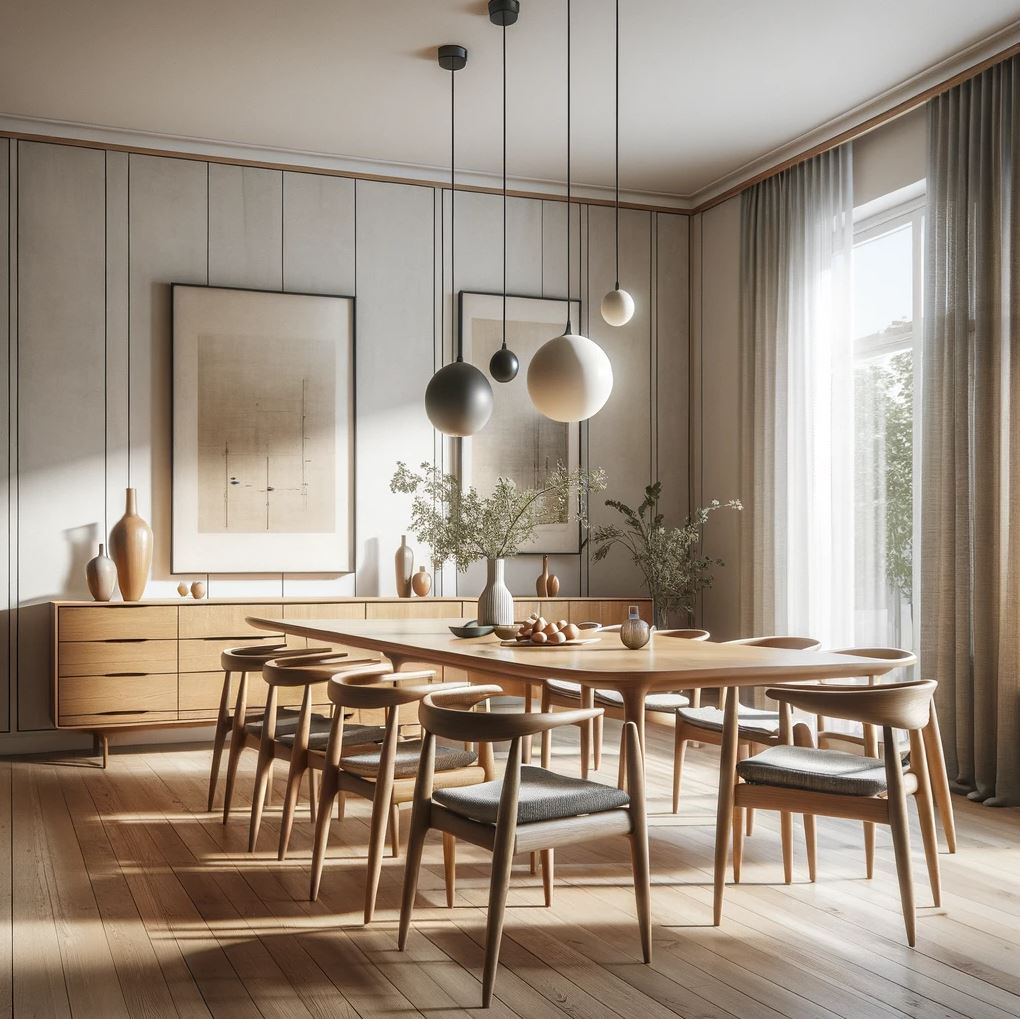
[739, 145, 855, 649]
[921, 55, 1020, 806]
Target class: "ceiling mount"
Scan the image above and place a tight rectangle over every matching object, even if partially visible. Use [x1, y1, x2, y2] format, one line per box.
[437, 44, 467, 71]
[488, 0, 520, 27]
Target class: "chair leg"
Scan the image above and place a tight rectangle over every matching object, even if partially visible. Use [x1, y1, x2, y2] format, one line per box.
[522, 686, 533, 765]
[307, 768, 317, 822]
[364, 790, 393, 925]
[397, 800, 430, 951]
[732, 807, 744, 883]
[593, 711, 603, 771]
[221, 730, 248, 824]
[909, 730, 942, 907]
[337, 790, 346, 821]
[922, 704, 957, 853]
[746, 808, 755, 836]
[781, 811, 794, 884]
[247, 745, 275, 852]
[443, 833, 456, 908]
[482, 818, 517, 1008]
[529, 851, 537, 875]
[864, 822, 876, 879]
[540, 848, 554, 907]
[207, 693, 232, 813]
[804, 814, 817, 883]
[309, 770, 340, 901]
[540, 688, 552, 769]
[672, 725, 687, 814]
[579, 717, 591, 780]
[389, 802, 401, 859]
[277, 754, 306, 861]
[884, 726, 917, 946]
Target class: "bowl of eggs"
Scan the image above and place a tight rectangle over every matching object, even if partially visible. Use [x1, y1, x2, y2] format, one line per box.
[500, 614, 601, 648]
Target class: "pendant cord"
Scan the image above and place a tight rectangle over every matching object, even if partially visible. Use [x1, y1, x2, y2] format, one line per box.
[501, 23, 507, 350]
[565, 0, 572, 333]
[452, 64, 461, 362]
[614, 0, 620, 289]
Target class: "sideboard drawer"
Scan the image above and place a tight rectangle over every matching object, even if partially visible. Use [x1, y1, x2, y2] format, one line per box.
[58, 639, 177, 677]
[58, 673, 178, 721]
[179, 635, 282, 673]
[179, 603, 284, 639]
[59, 606, 177, 642]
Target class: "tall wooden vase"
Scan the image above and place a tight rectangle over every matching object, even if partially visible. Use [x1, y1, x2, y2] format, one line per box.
[395, 535, 414, 598]
[109, 488, 153, 602]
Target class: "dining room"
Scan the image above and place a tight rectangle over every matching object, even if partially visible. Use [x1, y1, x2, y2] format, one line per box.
[2, 1, 1020, 1016]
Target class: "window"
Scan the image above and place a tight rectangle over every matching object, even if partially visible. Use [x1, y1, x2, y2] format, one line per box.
[852, 193, 924, 652]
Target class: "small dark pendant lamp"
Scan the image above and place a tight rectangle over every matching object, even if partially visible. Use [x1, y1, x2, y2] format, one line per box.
[600, 0, 635, 326]
[488, 0, 520, 384]
[425, 44, 495, 437]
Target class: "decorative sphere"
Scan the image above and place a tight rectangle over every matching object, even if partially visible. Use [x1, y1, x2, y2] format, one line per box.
[425, 360, 494, 436]
[601, 287, 635, 326]
[489, 346, 519, 383]
[527, 331, 614, 422]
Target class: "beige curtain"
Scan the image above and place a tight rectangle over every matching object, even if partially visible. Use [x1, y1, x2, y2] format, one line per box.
[739, 145, 855, 648]
[922, 55, 1020, 806]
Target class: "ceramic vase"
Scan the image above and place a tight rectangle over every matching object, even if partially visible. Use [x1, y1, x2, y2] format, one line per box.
[547, 572, 560, 596]
[620, 604, 651, 649]
[395, 535, 414, 598]
[190, 580, 207, 600]
[536, 555, 549, 596]
[85, 543, 117, 602]
[411, 566, 432, 597]
[477, 557, 514, 626]
[177, 581, 190, 597]
[108, 488, 152, 602]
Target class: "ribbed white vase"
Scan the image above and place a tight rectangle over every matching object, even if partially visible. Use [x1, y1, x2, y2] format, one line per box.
[477, 558, 514, 626]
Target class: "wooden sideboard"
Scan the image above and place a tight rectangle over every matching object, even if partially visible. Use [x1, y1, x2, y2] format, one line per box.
[51, 597, 651, 761]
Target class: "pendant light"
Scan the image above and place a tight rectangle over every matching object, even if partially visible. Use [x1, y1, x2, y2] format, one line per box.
[600, 0, 635, 327]
[425, 44, 495, 437]
[488, 0, 520, 384]
[527, 0, 613, 423]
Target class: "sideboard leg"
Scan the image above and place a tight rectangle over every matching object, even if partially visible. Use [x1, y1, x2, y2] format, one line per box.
[94, 732, 109, 768]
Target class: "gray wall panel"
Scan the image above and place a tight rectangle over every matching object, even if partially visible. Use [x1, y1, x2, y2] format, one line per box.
[0, 139, 8, 732]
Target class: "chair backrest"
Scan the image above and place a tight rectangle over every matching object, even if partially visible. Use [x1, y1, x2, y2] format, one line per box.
[725, 635, 821, 651]
[220, 643, 329, 672]
[262, 653, 389, 687]
[327, 668, 443, 709]
[764, 679, 936, 731]
[419, 686, 602, 743]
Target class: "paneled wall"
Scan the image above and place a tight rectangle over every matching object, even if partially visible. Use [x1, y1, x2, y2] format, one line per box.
[1, 139, 690, 744]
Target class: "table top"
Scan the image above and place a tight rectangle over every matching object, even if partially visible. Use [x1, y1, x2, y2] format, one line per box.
[247, 616, 913, 692]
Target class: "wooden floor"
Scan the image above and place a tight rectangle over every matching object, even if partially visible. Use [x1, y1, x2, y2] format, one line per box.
[1, 720, 1019, 1019]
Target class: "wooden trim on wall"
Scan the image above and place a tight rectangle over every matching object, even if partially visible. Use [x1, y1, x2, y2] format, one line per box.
[690, 38, 1020, 215]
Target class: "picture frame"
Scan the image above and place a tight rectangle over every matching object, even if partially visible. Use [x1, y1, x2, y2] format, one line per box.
[171, 284, 356, 574]
[458, 290, 584, 555]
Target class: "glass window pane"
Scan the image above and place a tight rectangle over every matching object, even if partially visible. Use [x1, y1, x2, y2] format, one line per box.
[853, 223, 913, 339]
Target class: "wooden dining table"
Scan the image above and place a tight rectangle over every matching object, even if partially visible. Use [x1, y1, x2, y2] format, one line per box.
[247, 614, 915, 921]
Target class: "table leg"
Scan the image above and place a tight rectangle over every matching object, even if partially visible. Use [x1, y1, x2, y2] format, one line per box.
[713, 686, 739, 925]
[618, 689, 647, 792]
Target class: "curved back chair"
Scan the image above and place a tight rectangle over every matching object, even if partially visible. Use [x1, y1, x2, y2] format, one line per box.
[540, 627, 711, 781]
[247, 655, 395, 855]
[398, 686, 650, 1008]
[720, 679, 939, 946]
[670, 636, 821, 818]
[308, 670, 488, 921]
[211, 642, 337, 819]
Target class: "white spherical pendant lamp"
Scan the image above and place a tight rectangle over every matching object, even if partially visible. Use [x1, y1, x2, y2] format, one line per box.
[527, 330, 613, 422]
[601, 286, 635, 326]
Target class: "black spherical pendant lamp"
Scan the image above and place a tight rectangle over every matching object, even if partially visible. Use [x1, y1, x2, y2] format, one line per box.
[425, 44, 494, 436]
[487, 0, 520, 384]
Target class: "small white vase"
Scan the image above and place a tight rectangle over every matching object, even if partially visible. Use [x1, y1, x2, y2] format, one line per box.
[477, 558, 514, 626]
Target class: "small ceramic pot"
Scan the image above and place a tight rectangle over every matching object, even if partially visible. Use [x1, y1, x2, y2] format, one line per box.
[177, 581, 190, 598]
[190, 580, 207, 600]
[85, 544, 117, 602]
[620, 604, 651, 649]
[411, 566, 432, 597]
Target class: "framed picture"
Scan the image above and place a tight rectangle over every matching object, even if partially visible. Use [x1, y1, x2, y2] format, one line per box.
[458, 291, 583, 554]
[171, 285, 355, 574]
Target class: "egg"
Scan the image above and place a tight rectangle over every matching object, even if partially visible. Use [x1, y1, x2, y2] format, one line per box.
[557, 619, 569, 629]
[531, 631, 548, 644]
[534, 616, 547, 632]
[562, 623, 580, 641]
[544, 623, 558, 636]
[548, 631, 566, 644]
[529, 612, 539, 621]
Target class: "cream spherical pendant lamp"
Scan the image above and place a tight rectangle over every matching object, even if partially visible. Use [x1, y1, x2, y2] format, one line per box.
[425, 44, 494, 437]
[528, 0, 613, 423]
[600, 0, 635, 328]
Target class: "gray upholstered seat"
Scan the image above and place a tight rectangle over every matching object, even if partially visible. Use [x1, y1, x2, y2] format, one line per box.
[275, 722, 385, 750]
[677, 704, 780, 737]
[545, 679, 582, 698]
[339, 739, 477, 779]
[244, 706, 330, 738]
[433, 765, 630, 824]
[736, 745, 892, 797]
[596, 689, 690, 712]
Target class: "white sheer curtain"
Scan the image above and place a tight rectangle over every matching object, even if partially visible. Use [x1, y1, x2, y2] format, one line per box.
[739, 145, 855, 648]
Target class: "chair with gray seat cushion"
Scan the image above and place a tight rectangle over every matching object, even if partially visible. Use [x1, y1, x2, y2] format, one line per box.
[307, 669, 489, 922]
[399, 687, 650, 1009]
[540, 628, 709, 779]
[718, 678, 941, 948]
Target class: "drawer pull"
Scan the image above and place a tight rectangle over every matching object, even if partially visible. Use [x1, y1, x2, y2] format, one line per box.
[98, 709, 150, 716]
[108, 638, 148, 644]
[107, 672, 148, 678]
[200, 635, 276, 641]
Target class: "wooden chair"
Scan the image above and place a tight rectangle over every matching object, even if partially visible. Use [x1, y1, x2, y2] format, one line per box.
[817, 648, 957, 866]
[308, 670, 490, 922]
[211, 643, 334, 820]
[720, 679, 941, 946]
[540, 628, 711, 778]
[246, 654, 393, 855]
[399, 686, 651, 1008]
[671, 636, 821, 829]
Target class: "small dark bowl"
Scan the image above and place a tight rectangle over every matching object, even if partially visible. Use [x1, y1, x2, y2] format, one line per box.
[449, 620, 496, 639]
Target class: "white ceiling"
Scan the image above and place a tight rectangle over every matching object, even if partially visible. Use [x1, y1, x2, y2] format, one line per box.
[2, 0, 1019, 203]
